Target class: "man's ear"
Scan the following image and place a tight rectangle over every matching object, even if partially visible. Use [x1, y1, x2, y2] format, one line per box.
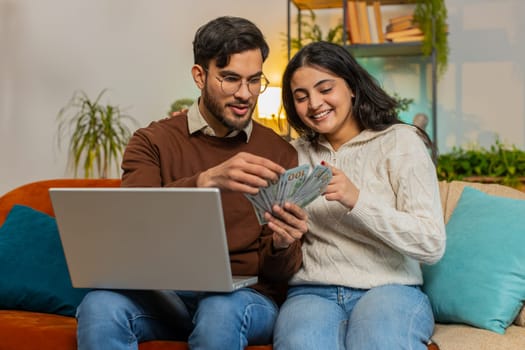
[192, 65, 206, 89]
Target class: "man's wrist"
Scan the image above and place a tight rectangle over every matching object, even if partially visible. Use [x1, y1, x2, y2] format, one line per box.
[272, 241, 290, 253]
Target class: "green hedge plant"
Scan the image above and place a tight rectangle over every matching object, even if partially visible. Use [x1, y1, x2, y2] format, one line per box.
[437, 138, 525, 188]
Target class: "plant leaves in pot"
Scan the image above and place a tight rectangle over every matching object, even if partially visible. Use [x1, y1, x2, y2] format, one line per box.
[56, 89, 139, 179]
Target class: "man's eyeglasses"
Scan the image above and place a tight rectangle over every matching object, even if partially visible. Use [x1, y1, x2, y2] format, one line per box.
[205, 69, 269, 95]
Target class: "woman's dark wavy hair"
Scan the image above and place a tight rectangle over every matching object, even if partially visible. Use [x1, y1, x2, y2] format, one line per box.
[282, 41, 434, 159]
[193, 16, 269, 69]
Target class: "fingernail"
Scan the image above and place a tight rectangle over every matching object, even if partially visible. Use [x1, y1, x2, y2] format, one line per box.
[321, 161, 326, 166]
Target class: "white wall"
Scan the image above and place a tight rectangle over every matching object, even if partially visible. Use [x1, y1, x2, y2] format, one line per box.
[440, 0, 525, 150]
[1, 0, 524, 194]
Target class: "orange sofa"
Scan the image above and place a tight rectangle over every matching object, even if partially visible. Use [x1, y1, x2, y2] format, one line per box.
[0, 179, 274, 350]
[0, 179, 441, 350]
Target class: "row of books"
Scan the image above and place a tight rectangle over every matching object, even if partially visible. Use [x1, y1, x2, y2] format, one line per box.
[346, 1, 423, 45]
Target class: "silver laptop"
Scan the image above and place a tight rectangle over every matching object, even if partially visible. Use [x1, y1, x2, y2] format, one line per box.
[49, 187, 257, 292]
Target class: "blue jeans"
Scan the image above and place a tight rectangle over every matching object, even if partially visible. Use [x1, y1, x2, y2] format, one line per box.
[76, 288, 278, 350]
[273, 284, 434, 350]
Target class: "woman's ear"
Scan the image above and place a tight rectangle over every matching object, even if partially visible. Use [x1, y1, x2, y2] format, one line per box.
[192, 65, 206, 89]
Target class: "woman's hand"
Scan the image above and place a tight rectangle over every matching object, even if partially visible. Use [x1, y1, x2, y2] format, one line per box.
[265, 202, 308, 250]
[323, 164, 360, 209]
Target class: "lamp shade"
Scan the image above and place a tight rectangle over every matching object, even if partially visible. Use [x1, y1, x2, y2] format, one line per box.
[257, 86, 282, 119]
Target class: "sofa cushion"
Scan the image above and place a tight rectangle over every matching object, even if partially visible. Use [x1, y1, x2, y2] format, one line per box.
[0, 205, 90, 316]
[0, 310, 77, 350]
[515, 306, 525, 327]
[422, 186, 525, 334]
[432, 324, 525, 350]
[0, 310, 266, 350]
[438, 180, 525, 326]
[0, 310, 193, 350]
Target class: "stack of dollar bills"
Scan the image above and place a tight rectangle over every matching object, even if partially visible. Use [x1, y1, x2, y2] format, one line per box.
[245, 164, 332, 224]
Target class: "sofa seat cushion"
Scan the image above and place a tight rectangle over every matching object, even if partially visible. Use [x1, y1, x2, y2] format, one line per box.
[432, 324, 525, 350]
[0, 310, 184, 350]
[0, 310, 274, 349]
[0, 311, 212, 350]
[0, 310, 77, 350]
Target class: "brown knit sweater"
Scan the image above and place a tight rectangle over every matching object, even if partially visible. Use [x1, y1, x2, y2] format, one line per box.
[121, 113, 301, 303]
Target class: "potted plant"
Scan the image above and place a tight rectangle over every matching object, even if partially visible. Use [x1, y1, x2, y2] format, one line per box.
[56, 89, 139, 178]
[437, 138, 525, 190]
[285, 9, 344, 56]
[168, 98, 195, 116]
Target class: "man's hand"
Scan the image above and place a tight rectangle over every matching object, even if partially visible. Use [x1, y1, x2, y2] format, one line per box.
[265, 202, 308, 250]
[197, 152, 285, 194]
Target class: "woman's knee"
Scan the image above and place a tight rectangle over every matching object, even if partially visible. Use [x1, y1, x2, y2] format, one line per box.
[274, 294, 345, 350]
[347, 285, 434, 349]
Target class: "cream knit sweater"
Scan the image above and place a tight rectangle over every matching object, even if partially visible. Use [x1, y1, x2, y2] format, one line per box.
[290, 124, 446, 288]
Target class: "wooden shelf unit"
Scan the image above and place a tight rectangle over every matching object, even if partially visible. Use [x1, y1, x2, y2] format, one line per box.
[292, 0, 415, 10]
[288, 0, 421, 53]
[286, 0, 438, 144]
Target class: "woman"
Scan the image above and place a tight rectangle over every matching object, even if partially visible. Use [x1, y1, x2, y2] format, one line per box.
[272, 41, 446, 349]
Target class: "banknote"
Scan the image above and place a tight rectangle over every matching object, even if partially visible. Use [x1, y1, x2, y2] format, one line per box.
[245, 164, 332, 224]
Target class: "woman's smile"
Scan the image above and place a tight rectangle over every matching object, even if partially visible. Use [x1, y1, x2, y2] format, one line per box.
[309, 109, 332, 120]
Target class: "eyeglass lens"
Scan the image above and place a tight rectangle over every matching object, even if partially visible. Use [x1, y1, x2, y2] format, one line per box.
[219, 75, 269, 95]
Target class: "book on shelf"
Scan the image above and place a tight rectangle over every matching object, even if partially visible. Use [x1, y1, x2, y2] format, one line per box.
[347, 0, 383, 44]
[386, 19, 416, 33]
[347, 0, 361, 44]
[357, 0, 371, 44]
[389, 13, 414, 25]
[388, 34, 424, 43]
[367, 4, 379, 43]
[372, 1, 385, 43]
[345, 3, 425, 46]
[384, 27, 423, 40]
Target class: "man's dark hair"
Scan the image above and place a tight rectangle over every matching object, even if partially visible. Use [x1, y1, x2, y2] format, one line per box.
[193, 16, 269, 69]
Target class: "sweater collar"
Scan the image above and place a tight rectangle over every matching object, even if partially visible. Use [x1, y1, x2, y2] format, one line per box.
[312, 124, 416, 150]
[187, 101, 252, 143]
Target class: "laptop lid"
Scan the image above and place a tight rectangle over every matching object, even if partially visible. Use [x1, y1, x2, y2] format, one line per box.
[49, 187, 257, 292]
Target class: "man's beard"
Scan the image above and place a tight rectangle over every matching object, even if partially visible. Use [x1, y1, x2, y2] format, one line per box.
[201, 84, 254, 131]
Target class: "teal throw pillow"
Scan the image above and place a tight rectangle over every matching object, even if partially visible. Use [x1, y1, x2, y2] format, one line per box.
[422, 186, 525, 334]
[0, 205, 90, 316]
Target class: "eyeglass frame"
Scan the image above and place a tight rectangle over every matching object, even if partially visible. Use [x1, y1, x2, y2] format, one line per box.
[202, 67, 270, 95]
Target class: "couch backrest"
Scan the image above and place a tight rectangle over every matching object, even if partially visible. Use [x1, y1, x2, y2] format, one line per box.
[0, 179, 121, 225]
[3, 178, 524, 227]
[438, 180, 525, 223]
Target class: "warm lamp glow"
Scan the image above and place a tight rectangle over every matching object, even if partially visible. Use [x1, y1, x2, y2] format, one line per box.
[257, 86, 283, 119]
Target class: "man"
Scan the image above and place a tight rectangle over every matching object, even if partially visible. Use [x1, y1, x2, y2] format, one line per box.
[76, 16, 307, 350]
